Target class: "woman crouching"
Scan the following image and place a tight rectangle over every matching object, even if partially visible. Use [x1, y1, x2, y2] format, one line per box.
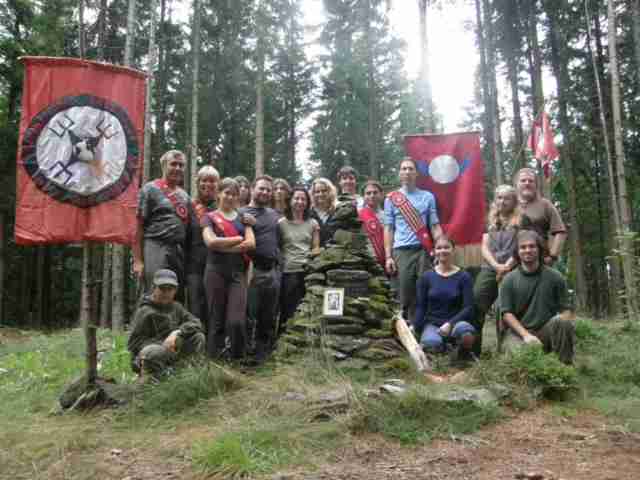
[414, 235, 476, 362]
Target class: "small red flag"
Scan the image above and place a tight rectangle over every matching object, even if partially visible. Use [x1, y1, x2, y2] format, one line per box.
[527, 111, 559, 179]
[404, 132, 485, 246]
[15, 57, 145, 245]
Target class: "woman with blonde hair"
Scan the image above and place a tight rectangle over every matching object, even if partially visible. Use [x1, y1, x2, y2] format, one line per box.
[473, 184, 520, 353]
[186, 165, 219, 322]
[310, 177, 338, 247]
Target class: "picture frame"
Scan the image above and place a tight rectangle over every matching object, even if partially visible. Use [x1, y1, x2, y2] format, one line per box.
[322, 288, 345, 317]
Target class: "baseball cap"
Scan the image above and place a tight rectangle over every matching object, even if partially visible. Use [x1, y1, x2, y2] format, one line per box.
[153, 269, 179, 287]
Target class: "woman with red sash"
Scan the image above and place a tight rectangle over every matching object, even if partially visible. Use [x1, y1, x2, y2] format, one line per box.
[358, 180, 386, 269]
[202, 178, 255, 360]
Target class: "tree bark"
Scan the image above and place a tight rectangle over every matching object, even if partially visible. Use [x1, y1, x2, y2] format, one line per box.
[366, 0, 378, 177]
[475, 0, 495, 183]
[255, 1, 266, 177]
[503, 1, 525, 164]
[78, 0, 86, 58]
[190, 0, 201, 193]
[124, 0, 137, 66]
[143, 0, 158, 184]
[418, 0, 435, 132]
[0, 212, 5, 325]
[97, 0, 108, 60]
[484, 0, 503, 185]
[607, 0, 638, 319]
[632, 0, 640, 84]
[545, 0, 588, 312]
[82, 243, 98, 385]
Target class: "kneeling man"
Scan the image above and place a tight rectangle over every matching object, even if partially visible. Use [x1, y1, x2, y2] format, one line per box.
[128, 269, 205, 380]
[499, 230, 575, 364]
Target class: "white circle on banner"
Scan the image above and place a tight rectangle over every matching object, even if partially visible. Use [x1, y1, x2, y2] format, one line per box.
[428, 155, 460, 184]
[36, 106, 127, 195]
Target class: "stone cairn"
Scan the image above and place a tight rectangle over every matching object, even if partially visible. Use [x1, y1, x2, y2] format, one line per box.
[277, 195, 406, 370]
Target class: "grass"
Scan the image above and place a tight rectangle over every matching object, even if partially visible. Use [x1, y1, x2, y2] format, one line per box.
[350, 388, 502, 444]
[3, 316, 640, 477]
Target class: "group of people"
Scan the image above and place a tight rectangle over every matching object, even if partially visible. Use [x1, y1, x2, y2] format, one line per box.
[127, 149, 576, 382]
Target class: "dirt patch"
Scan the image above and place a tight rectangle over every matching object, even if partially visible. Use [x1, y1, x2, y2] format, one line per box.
[281, 407, 640, 480]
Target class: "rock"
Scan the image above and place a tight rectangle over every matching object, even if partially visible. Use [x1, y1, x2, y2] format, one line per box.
[324, 324, 367, 335]
[355, 347, 401, 361]
[307, 285, 326, 297]
[323, 335, 371, 354]
[283, 392, 306, 402]
[365, 329, 392, 339]
[337, 358, 370, 370]
[380, 384, 407, 395]
[59, 375, 126, 410]
[304, 273, 326, 285]
[420, 385, 502, 407]
[323, 315, 366, 326]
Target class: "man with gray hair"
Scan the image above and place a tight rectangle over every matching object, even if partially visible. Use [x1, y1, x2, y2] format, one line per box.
[128, 269, 205, 382]
[133, 150, 194, 300]
[499, 230, 575, 364]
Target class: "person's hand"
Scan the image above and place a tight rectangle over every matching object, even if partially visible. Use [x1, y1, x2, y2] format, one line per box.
[495, 264, 510, 283]
[241, 213, 257, 226]
[438, 322, 452, 337]
[163, 330, 181, 353]
[385, 257, 397, 275]
[523, 333, 542, 346]
[133, 259, 144, 278]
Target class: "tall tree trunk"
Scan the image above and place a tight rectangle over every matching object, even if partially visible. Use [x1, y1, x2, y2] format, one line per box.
[144, 0, 158, 184]
[503, 1, 525, 165]
[124, 0, 137, 66]
[475, 0, 496, 183]
[97, 0, 107, 60]
[255, 2, 265, 177]
[586, 0, 624, 317]
[607, 0, 638, 319]
[418, 0, 435, 132]
[156, 0, 169, 156]
[523, 0, 549, 196]
[79, 0, 86, 58]
[33, 246, 46, 328]
[545, 0, 588, 312]
[484, 0, 503, 185]
[111, 0, 139, 331]
[190, 0, 201, 193]
[100, 244, 112, 328]
[0, 212, 4, 325]
[633, 0, 640, 85]
[366, 0, 378, 177]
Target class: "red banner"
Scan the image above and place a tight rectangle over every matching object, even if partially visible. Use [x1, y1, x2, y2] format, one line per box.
[404, 132, 485, 246]
[527, 111, 559, 179]
[15, 57, 146, 245]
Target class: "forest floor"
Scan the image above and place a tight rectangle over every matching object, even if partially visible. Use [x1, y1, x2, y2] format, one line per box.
[1, 317, 640, 480]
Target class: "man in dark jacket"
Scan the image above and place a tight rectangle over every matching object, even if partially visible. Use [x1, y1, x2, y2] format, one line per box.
[128, 269, 205, 380]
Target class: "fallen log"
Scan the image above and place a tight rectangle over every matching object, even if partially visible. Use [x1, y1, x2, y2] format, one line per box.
[393, 313, 431, 372]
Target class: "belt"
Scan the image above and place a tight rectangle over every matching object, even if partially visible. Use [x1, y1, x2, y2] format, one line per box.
[393, 245, 422, 251]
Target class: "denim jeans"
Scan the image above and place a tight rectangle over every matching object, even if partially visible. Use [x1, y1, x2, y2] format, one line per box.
[420, 321, 477, 353]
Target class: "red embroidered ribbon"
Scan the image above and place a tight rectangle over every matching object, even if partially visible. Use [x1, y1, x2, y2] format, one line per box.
[358, 207, 386, 267]
[154, 179, 189, 224]
[388, 191, 434, 252]
[208, 211, 251, 267]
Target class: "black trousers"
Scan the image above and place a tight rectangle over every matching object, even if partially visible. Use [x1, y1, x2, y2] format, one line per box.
[279, 272, 306, 334]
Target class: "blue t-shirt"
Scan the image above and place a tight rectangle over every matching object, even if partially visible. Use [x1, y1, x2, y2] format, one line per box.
[383, 187, 440, 248]
[414, 269, 474, 334]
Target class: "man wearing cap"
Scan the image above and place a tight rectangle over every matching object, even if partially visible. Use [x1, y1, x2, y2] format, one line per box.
[128, 269, 205, 381]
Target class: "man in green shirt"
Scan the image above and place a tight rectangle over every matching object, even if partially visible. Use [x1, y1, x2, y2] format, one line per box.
[499, 230, 575, 364]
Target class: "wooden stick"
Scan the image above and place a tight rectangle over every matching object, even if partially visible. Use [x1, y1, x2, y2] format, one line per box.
[393, 314, 431, 372]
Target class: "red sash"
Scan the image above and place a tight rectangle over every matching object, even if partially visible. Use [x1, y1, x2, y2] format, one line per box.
[193, 200, 214, 225]
[388, 190, 434, 252]
[358, 207, 386, 267]
[154, 179, 189, 224]
[208, 211, 251, 267]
